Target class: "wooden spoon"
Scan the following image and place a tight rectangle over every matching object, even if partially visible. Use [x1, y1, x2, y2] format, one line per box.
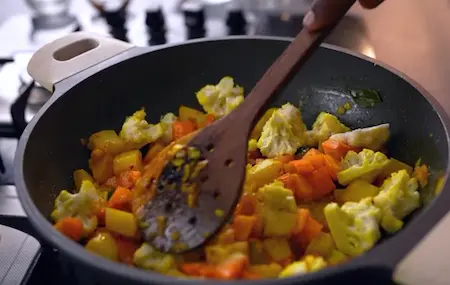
[138, 0, 357, 253]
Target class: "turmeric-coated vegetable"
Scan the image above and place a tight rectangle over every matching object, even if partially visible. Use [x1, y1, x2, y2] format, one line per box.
[263, 238, 292, 262]
[373, 170, 420, 233]
[73, 169, 94, 191]
[105, 208, 137, 237]
[324, 198, 381, 256]
[334, 179, 380, 204]
[85, 232, 119, 261]
[88, 130, 126, 155]
[89, 149, 114, 184]
[113, 150, 143, 175]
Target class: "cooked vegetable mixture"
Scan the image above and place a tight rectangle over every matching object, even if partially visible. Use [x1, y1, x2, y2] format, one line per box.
[52, 76, 430, 280]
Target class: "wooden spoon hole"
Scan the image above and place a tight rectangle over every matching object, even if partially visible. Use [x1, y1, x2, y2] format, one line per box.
[224, 159, 234, 167]
[188, 216, 197, 225]
[206, 143, 215, 152]
[213, 190, 221, 200]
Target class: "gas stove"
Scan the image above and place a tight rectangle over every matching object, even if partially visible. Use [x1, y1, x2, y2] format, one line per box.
[0, 1, 378, 284]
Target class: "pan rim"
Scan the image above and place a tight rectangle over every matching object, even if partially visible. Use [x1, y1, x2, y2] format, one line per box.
[14, 35, 450, 284]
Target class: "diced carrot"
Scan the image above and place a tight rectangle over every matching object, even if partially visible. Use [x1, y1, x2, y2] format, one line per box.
[108, 187, 132, 211]
[234, 193, 257, 216]
[277, 173, 298, 192]
[307, 167, 336, 199]
[54, 217, 84, 241]
[279, 256, 294, 267]
[292, 208, 310, 234]
[288, 159, 315, 175]
[302, 215, 323, 242]
[215, 253, 249, 280]
[172, 120, 196, 140]
[302, 149, 326, 169]
[295, 174, 314, 201]
[144, 142, 165, 163]
[96, 207, 106, 226]
[278, 173, 313, 201]
[283, 163, 298, 174]
[241, 270, 262, 280]
[322, 140, 353, 161]
[117, 170, 141, 188]
[181, 263, 217, 278]
[116, 238, 138, 265]
[323, 155, 341, 181]
[233, 215, 256, 241]
[413, 164, 429, 188]
[275, 154, 295, 164]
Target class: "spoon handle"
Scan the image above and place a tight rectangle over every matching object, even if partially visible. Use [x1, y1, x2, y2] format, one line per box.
[236, 0, 357, 125]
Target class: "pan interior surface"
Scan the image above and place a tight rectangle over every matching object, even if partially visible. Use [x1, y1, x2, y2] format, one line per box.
[19, 38, 449, 281]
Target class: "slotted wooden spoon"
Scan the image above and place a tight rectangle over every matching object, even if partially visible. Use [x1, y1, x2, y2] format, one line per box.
[139, 0, 357, 253]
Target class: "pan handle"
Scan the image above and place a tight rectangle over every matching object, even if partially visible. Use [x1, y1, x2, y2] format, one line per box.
[393, 210, 450, 285]
[27, 32, 133, 92]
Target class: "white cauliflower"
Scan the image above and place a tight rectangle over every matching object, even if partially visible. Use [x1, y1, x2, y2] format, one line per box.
[373, 170, 420, 233]
[324, 198, 381, 257]
[257, 103, 306, 158]
[329, 123, 390, 151]
[133, 243, 176, 273]
[196, 76, 244, 117]
[51, 180, 104, 237]
[279, 255, 327, 278]
[119, 108, 163, 148]
[337, 149, 390, 186]
[307, 112, 350, 147]
[159, 112, 178, 143]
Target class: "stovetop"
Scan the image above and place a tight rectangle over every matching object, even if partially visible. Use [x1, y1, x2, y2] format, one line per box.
[0, 1, 378, 284]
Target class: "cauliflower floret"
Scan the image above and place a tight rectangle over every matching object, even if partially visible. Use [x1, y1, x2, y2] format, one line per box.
[324, 198, 381, 257]
[51, 180, 104, 237]
[248, 139, 258, 152]
[119, 108, 163, 148]
[196, 76, 244, 117]
[133, 243, 176, 273]
[279, 255, 327, 278]
[306, 112, 350, 147]
[257, 181, 297, 237]
[159, 112, 178, 143]
[337, 149, 389, 186]
[373, 170, 420, 233]
[329, 123, 390, 151]
[257, 103, 307, 158]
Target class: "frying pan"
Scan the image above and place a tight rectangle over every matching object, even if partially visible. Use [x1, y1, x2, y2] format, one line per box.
[13, 32, 450, 285]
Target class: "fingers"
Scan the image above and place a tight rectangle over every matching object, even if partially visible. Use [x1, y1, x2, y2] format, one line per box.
[303, 0, 384, 32]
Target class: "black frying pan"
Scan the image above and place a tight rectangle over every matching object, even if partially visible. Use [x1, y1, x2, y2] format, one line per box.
[13, 32, 450, 285]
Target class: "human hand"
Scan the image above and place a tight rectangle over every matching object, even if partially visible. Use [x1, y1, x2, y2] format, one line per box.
[303, 0, 385, 32]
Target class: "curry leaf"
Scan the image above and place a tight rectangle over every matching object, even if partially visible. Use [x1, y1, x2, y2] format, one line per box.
[350, 89, 382, 108]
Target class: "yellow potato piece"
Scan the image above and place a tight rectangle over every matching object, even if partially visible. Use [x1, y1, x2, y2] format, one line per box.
[105, 208, 137, 237]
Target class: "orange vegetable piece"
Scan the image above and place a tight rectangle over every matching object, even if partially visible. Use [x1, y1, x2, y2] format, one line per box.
[302, 215, 323, 241]
[181, 263, 217, 278]
[117, 170, 141, 188]
[172, 121, 196, 140]
[116, 238, 139, 265]
[292, 208, 310, 234]
[216, 227, 236, 244]
[278, 173, 313, 201]
[323, 155, 341, 181]
[108, 187, 132, 211]
[215, 253, 249, 280]
[234, 193, 257, 216]
[144, 142, 165, 163]
[241, 270, 262, 280]
[307, 167, 336, 199]
[413, 164, 429, 187]
[322, 139, 353, 161]
[233, 215, 256, 241]
[104, 176, 118, 189]
[54, 217, 84, 241]
[288, 159, 315, 175]
[302, 148, 326, 169]
[283, 163, 298, 174]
